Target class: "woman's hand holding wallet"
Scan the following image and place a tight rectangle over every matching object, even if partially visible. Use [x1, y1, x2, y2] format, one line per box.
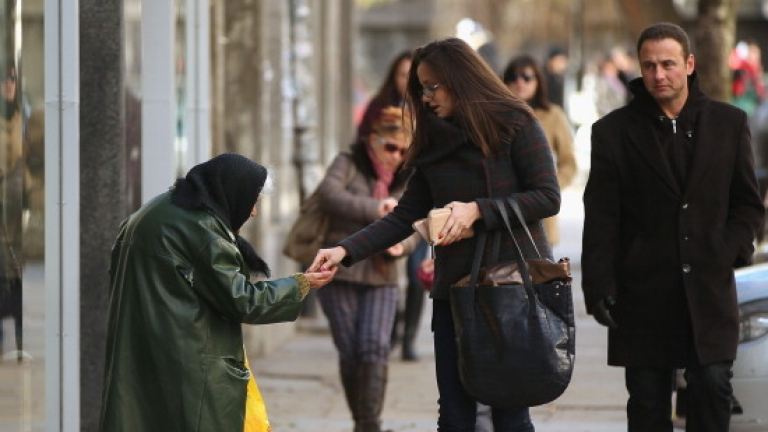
[413, 201, 481, 246]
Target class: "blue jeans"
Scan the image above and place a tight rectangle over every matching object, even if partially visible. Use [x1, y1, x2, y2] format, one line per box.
[432, 300, 534, 432]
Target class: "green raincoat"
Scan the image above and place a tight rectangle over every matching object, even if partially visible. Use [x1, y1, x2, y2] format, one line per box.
[99, 192, 305, 432]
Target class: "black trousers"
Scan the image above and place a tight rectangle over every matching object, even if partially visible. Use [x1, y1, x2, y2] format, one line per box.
[625, 361, 733, 432]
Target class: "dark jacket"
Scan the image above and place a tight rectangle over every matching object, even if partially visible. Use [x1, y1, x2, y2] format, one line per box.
[582, 73, 765, 367]
[317, 144, 417, 286]
[100, 192, 306, 432]
[339, 112, 560, 300]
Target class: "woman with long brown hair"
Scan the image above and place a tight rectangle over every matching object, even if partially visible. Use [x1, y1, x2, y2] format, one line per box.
[311, 37, 560, 431]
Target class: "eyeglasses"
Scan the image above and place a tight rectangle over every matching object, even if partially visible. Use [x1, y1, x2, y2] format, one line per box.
[508, 73, 535, 83]
[421, 83, 441, 99]
[3, 75, 16, 82]
[376, 135, 407, 156]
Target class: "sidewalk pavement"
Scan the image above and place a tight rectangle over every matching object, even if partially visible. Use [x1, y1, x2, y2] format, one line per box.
[252, 188, 631, 431]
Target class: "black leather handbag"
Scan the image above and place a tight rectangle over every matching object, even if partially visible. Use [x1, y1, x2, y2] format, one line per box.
[449, 198, 576, 408]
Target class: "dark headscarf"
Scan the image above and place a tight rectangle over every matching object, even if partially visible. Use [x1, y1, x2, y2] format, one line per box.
[171, 153, 271, 277]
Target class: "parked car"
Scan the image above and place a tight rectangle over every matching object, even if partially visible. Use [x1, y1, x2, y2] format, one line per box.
[731, 261, 768, 431]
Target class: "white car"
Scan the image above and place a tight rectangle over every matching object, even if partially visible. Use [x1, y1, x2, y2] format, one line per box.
[731, 262, 768, 431]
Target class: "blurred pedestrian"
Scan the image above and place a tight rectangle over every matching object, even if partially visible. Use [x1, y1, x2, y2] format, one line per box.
[398, 239, 428, 361]
[503, 54, 577, 247]
[310, 37, 559, 432]
[356, 50, 424, 362]
[612, 45, 639, 103]
[730, 39, 766, 118]
[316, 105, 418, 432]
[543, 46, 568, 109]
[357, 51, 412, 140]
[0, 60, 23, 359]
[99, 153, 336, 432]
[582, 22, 764, 432]
[593, 55, 628, 117]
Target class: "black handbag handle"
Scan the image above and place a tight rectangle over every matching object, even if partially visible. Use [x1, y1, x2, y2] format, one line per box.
[495, 199, 535, 290]
[465, 198, 539, 291]
[503, 197, 541, 259]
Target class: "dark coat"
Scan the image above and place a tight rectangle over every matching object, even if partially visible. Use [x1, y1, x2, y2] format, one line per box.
[100, 192, 306, 432]
[339, 112, 561, 300]
[582, 73, 765, 367]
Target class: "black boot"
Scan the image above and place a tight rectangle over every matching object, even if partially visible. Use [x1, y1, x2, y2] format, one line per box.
[340, 360, 359, 424]
[355, 362, 390, 432]
[389, 310, 401, 351]
[400, 279, 424, 361]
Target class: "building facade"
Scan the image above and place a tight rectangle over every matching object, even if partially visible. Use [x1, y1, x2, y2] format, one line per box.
[0, 0, 352, 431]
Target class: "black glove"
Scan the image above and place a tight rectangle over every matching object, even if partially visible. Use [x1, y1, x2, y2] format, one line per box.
[592, 295, 618, 329]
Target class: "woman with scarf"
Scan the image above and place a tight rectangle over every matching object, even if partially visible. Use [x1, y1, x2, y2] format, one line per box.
[315, 105, 417, 432]
[99, 154, 336, 432]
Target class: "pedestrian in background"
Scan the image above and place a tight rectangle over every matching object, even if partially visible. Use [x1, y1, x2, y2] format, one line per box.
[399, 238, 428, 361]
[310, 37, 560, 432]
[357, 50, 412, 140]
[355, 50, 425, 363]
[99, 154, 336, 432]
[503, 54, 577, 247]
[582, 22, 764, 432]
[0, 61, 24, 359]
[315, 105, 418, 432]
[543, 46, 568, 109]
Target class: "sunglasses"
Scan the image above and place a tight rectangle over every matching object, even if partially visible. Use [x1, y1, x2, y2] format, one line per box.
[376, 135, 407, 156]
[508, 73, 535, 83]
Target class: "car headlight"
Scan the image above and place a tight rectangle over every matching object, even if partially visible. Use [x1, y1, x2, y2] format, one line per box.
[739, 298, 768, 343]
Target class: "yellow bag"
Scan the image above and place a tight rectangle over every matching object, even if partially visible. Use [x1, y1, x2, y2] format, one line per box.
[243, 355, 271, 432]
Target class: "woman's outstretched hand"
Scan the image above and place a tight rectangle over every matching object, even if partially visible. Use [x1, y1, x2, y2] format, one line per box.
[308, 246, 347, 272]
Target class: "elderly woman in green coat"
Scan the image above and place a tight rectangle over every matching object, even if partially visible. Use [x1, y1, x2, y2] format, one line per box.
[99, 154, 336, 432]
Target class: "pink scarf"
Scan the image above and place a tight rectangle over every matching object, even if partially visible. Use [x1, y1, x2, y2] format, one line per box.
[366, 144, 395, 198]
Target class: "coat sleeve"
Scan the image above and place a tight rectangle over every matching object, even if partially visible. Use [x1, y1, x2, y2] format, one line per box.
[725, 113, 765, 267]
[476, 114, 561, 230]
[339, 168, 433, 266]
[550, 106, 578, 190]
[581, 120, 621, 313]
[193, 237, 305, 325]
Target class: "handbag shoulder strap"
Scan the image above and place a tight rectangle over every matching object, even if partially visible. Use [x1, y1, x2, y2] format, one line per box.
[504, 198, 541, 259]
[495, 199, 534, 289]
[465, 199, 534, 289]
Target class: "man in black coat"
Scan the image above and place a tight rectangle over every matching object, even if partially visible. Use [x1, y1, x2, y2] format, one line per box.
[582, 22, 765, 432]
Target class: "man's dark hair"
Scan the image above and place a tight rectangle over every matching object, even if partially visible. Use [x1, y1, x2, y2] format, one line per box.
[636, 22, 691, 59]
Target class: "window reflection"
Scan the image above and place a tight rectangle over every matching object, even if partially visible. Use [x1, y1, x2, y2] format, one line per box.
[0, 59, 24, 360]
[1, 0, 46, 429]
[125, 0, 142, 213]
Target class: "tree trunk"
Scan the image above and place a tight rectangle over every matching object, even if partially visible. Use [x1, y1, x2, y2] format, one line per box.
[693, 0, 740, 101]
[615, 0, 680, 41]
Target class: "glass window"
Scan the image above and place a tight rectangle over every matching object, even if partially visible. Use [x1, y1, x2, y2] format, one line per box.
[0, 0, 46, 428]
[125, 0, 142, 213]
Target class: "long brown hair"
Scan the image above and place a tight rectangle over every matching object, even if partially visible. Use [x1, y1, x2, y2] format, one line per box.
[404, 37, 531, 162]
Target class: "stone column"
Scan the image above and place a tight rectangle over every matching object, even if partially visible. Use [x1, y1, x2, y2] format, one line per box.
[79, 1, 125, 430]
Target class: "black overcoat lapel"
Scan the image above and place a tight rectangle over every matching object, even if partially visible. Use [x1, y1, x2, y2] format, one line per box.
[624, 112, 681, 195]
